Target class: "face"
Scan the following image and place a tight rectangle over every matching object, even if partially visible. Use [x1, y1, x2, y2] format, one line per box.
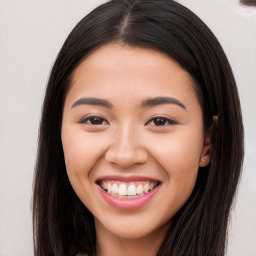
[61, 43, 211, 240]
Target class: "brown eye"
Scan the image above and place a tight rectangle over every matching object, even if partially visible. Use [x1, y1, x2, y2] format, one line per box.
[146, 117, 177, 126]
[153, 118, 168, 126]
[80, 116, 109, 125]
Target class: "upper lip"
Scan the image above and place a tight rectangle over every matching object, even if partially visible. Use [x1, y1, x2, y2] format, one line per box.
[95, 175, 160, 183]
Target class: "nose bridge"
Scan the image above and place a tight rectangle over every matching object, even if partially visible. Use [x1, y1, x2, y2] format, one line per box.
[118, 124, 139, 156]
[105, 123, 147, 167]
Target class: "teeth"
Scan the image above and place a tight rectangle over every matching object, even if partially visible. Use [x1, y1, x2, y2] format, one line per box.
[143, 184, 149, 193]
[107, 183, 111, 193]
[101, 181, 158, 198]
[101, 183, 107, 190]
[112, 184, 118, 194]
[136, 185, 143, 195]
[127, 185, 137, 196]
[118, 184, 127, 196]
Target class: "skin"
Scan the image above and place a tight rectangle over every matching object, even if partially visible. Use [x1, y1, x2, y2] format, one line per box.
[61, 43, 212, 256]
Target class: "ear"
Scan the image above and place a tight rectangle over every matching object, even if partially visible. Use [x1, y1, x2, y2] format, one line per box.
[199, 133, 212, 167]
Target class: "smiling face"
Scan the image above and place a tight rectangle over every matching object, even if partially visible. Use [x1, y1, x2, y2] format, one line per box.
[61, 43, 211, 242]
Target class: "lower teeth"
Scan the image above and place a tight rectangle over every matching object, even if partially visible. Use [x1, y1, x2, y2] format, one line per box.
[111, 193, 145, 199]
[102, 189, 145, 199]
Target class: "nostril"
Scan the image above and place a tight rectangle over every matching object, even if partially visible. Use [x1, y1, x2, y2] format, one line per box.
[105, 145, 148, 167]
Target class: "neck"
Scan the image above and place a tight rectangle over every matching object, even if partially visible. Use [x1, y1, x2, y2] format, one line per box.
[95, 219, 170, 256]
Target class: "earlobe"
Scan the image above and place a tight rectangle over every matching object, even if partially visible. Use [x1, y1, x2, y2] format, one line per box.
[199, 134, 212, 167]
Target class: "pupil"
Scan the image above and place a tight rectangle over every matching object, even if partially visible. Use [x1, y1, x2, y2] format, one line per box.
[154, 118, 166, 126]
[91, 117, 103, 125]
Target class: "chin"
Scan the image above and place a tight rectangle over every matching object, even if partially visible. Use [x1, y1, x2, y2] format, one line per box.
[95, 213, 171, 240]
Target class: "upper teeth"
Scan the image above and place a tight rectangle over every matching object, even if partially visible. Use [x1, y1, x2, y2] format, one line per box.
[100, 181, 157, 197]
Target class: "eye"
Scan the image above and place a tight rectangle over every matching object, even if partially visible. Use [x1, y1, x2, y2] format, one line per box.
[80, 115, 109, 125]
[146, 116, 177, 126]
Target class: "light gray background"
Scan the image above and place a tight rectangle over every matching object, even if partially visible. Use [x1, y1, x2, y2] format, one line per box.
[0, 0, 255, 255]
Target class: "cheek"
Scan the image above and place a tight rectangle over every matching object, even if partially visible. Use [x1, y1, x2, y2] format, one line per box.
[61, 128, 107, 180]
[61, 130, 110, 210]
[146, 130, 203, 215]
[147, 128, 204, 180]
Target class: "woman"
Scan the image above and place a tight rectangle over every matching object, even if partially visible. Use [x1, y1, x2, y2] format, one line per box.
[32, 0, 244, 255]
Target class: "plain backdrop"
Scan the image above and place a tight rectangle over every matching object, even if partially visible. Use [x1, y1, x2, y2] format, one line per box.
[0, 0, 255, 255]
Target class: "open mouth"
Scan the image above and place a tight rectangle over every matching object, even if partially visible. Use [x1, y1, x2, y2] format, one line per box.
[97, 180, 161, 199]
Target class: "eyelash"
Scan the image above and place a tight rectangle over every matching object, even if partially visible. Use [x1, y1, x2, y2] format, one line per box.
[79, 115, 109, 125]
[80, 115, 177, 127]
[146, 116, 178, 126]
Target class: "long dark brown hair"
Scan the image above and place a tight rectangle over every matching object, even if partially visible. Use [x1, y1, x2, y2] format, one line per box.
[32, 0, 244, 255]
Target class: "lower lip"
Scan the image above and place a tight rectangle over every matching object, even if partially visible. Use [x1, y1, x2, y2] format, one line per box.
[97, 184, 161, 210]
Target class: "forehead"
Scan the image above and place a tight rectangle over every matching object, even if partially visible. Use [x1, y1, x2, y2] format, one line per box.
[67, 43, 198, 108]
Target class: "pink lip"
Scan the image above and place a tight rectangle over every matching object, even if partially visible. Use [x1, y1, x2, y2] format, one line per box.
[96, 183, 162, 210]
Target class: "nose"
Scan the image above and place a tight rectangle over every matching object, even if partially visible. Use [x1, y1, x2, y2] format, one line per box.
[105, 126, 148, 168]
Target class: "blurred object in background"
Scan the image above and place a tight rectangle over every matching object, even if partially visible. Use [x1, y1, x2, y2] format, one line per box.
[240, 0, 256, 6]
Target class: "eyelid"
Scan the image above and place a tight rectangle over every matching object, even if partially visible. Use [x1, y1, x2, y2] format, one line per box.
[79, 114, 177, 126]
[145, 116, 178, 126]
[79, 114, 109, 125]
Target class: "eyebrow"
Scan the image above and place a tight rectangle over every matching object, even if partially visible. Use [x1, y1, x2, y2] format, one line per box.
[141, 96, 186, 110]
[72, 97, 113, 109]
[71, 96, 186, 110]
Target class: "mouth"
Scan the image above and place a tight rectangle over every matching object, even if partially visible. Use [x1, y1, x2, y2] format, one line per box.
[97, 179, 161, 199]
